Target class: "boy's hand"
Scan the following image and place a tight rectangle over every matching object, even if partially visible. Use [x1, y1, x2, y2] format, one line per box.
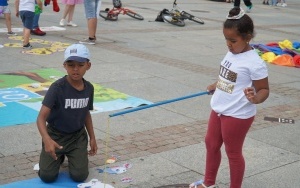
[44, 138, 63, 160]
[88, 138, 98, 156]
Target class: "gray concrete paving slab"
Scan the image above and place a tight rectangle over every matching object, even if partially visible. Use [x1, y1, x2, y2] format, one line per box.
[261, 92, 298, 108]
[243, 161, 300, 188]
[155, 136, 300, 186]
[104, 77, 198, 101]
[285, 82, 300, 90]
[92, 108, 195, 136]
[113, 60, 196, 79]
[243, 137, 300, 178]
[163, 72, 216, 89]
[160, 97, 212, 120]
[0, 124, 41, 156]
[268, 69, 300, 84]
[248, 123, 300, 154]
[88, 63, 154, 83]
[268, 66, 300, 83]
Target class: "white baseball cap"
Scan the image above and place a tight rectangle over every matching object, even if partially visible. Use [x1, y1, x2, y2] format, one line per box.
[64, 44, 90, 63]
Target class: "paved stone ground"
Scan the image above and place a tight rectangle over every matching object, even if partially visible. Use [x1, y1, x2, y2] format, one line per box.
[1, 104, 300, 185]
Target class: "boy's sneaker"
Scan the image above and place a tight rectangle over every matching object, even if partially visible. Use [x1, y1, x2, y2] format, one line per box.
[31, 28, 46, 36]
[79, 38, 96, 45]
[7, 31, 17, 36]
[23, 43, 32, 49]
[281, 3, 287, 7]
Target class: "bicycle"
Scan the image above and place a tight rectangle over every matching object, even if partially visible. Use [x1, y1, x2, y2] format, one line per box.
[99, 2, 144, 21]
[161, 0, 204, 27]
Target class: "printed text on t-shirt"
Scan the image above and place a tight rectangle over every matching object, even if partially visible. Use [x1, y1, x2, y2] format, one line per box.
[65, 98, 89, 109]
[219, 65, 237, 82]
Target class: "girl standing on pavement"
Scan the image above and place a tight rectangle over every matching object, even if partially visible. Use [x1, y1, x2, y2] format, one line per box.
[190, 7, 269, 188]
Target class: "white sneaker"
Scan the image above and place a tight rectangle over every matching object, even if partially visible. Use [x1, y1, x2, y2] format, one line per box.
[59, 19, 65, 26]
[281, 3, 287, 7]
[67, 21, 77, 27]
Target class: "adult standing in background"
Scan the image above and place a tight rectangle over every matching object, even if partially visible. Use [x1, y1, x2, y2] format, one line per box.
[79, 0, 100, 45]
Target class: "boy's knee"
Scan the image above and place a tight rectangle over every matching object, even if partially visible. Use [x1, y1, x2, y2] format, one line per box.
[70, 170, 89, 182]
[38, 170, 58, 183]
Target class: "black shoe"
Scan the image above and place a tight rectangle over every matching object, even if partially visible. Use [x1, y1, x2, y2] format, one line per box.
[23, 43, 32, 49]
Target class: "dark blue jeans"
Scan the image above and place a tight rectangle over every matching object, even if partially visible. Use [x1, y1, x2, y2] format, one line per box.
[32, 13, 40, 29]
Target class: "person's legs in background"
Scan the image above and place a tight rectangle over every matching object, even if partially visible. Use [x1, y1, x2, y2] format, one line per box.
[66, 4, 77, 26]
[243, 0, 252, 12]
[87, 17, 97, 39]
[60, 4, 77, 26]
[60, 4, 70, 26]
[243, 0, 252, 7]
[79, 0, 100, 45]
[1, 6, 17, 35]
[20, 11, 35, 49]
[233, 0, 240, 7]
[271, 0, 278, 5]
[233, 0, 252, 12]
[262, 0, 269, 5]
[31, 13, 46, 36]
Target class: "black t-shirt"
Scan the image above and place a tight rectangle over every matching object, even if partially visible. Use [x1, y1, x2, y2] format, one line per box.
[43, 76, 94, 133]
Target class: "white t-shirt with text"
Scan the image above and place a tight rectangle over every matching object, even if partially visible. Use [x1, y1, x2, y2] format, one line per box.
[19, 0, 35, 12]
[210, 49, 268, 119]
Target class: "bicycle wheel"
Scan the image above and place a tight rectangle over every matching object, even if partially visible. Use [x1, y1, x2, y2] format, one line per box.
[125, 10, 144, 20]
[181, 11, 204, 24]
[162, 13, 185, 27]
[99, 10, 118, 21]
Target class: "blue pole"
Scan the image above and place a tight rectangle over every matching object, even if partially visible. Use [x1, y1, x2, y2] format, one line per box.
[109, 91, 209, 117]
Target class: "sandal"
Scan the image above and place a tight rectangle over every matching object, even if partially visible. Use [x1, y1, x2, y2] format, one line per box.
[189, 180, 217, 188]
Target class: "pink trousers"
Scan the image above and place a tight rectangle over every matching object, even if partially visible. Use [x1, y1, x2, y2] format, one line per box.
[204, 110, 254, 188]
